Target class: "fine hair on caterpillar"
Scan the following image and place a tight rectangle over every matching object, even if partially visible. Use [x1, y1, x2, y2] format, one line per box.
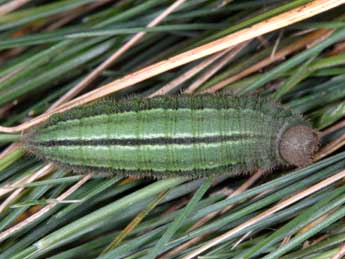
[23, 94, 320, 178]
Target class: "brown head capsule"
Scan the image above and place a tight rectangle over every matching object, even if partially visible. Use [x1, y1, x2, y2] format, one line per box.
[279, 125, 319, 167]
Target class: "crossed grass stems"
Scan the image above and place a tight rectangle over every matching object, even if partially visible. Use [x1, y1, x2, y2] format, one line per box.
[0, 0, 345, 258]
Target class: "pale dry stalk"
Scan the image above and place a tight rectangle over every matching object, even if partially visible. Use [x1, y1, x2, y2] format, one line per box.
[320, 118, 345, 137]
[50, 0, 187, 110]
[0, 173, 92, 242]
[0, 0, 31, 15]
[314, 133, 345, 161]
[330, 242, 345, 259]
[0, 0, 187, 209]
[0, 164, 56, 216]
[0, 0, 342, 133]
[182, 168, 345, 259]
[184, 42, 249, 94]
[0, 163, 55, 198]
[159, 170, 264, 258]
[150, 49, 231, 97]
[202, 29, 333, 93]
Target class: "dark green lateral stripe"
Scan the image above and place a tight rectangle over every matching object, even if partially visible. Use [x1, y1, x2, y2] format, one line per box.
[44, 95, 294, 128]
[46, 96, 254, 123]
[34, 138, 267, 173]
[49, 160, 252, 178]
[33, 134, 255, 147]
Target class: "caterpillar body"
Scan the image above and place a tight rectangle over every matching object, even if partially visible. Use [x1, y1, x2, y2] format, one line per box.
[24, 95, 319, 178]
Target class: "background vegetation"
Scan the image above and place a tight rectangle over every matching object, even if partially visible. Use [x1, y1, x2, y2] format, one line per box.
[0, 0, 345, 258]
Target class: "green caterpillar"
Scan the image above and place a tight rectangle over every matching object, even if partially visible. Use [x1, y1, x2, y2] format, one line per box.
[24, 95, 319, 178]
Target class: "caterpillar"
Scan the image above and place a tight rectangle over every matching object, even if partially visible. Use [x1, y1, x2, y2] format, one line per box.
[23, 95, 319, 178]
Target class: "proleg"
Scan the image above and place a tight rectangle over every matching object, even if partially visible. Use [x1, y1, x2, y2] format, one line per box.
[23, 95, 319, 178]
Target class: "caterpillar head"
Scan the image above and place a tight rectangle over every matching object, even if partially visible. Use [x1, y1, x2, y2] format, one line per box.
[279, 125, 319, 167]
